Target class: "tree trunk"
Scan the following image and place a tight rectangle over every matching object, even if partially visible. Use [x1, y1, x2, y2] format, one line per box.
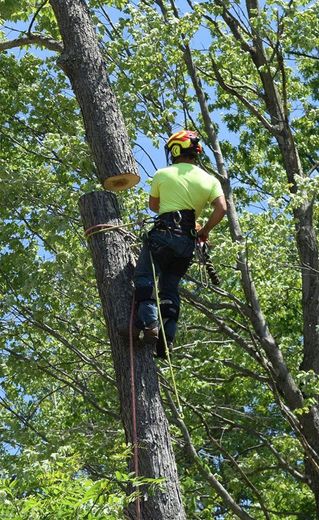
[49, 0, 140, 191]
[79, 191, 186, 520]
[276, 129, 319, 374]
[275, 129, 319, 512]
[303, 415, 319, 519]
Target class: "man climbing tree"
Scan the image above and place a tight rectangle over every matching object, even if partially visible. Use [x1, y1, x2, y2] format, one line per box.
[133, 130, 227, 358]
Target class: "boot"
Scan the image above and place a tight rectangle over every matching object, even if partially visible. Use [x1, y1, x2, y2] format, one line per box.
[156, 328, 173, 360]
[141, 322, 159, 346]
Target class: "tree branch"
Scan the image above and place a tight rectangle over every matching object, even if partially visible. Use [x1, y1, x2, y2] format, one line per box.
[0, 34, 63, 53]
[189, 401, 271, 520]
[28, 1, 49, 36]
[288, 50, 319, 61]
[3, 344, 119, 420]
[0, 395, 48, 443]
[163, 387, 255, 520]
[15, 304, 112, 383]
[209, 409, 307, 483]
[209, 59, 280, 135]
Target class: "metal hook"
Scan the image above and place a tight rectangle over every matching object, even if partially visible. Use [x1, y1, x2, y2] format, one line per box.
[173, 211, 182, 227]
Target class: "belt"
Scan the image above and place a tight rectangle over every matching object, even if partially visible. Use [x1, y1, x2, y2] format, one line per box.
[153, 209, 196, 236]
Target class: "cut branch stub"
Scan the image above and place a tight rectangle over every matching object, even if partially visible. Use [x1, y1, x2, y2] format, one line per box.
[104, 172, 139, 192]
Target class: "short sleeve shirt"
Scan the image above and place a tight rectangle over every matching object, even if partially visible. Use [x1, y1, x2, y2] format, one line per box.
[150, 163, 223, 218]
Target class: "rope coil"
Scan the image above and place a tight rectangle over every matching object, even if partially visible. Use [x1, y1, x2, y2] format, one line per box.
[84, 218, 154, 239]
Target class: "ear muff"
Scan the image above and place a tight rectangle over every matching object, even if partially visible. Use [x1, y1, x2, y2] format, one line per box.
[171, 144, 181, 157]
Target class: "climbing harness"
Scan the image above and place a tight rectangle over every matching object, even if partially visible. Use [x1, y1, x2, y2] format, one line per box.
[153, 209, 195, 236]
[154, 210, 182, 233]
[195, 238, 221, 287]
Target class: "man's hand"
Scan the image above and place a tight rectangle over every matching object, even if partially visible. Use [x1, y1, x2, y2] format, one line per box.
[196, 221, 209, 241]
[197, 225, 210, 242]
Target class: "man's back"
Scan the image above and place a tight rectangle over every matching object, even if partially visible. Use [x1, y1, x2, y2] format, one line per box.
[150, 162, 223, 218]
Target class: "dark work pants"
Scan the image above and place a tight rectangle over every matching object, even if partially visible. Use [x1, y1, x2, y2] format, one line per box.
[133, 227, 195, 342]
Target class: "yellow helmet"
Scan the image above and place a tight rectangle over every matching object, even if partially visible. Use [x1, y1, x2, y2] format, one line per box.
[165, 130, 203, 160]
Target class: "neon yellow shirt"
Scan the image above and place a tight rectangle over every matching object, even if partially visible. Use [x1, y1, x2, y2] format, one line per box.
[150, 163, 223, 218]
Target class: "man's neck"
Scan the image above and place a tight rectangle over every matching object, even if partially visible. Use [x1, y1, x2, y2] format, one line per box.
[173, 157, 196, 165]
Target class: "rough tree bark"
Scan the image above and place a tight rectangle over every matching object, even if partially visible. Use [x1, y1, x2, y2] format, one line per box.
[79, 192, 186, 520]
[49, 0, 140, 192]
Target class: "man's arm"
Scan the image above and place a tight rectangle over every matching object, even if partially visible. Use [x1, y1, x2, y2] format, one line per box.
[197, 195, 227, 240]
[149, 195, 160, 213]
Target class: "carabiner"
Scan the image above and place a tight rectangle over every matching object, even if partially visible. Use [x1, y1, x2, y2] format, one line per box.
[173, 211, 182, 227]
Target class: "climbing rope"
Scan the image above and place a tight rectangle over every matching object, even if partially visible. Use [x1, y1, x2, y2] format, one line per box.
[149, 250, 183, 417]
[195, 239, 221, 287]
[129, 292, 141, 520]
[84, 218, 154, 239]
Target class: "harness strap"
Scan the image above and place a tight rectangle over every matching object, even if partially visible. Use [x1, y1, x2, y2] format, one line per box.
[153, 209, 196, 237]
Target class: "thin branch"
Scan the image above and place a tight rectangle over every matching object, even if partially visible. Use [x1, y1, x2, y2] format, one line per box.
[163, 387, 254, 520]
[189, 403, 271, 520]
[288, 50, 319, 61]
[133, 141, 158, 171]
[265, 368, 319, 474]
[180, 287, 264, 365]
[3, 343, 119, 419]
[184, 274, 250, 312]
[26, 384, 66, 421]
[209, 410, 307, 483]
[307, 161, 319, 176]
[215, 0, 253, 53]
[15, 304, 112, 383]
[209, 59, 279, 135]
[0, 395, 48, 443]
[259, 433, 308, 483]
[220, 359, 269, 383]
[17, 213, 59, 255]
[0, 34, 63, 53]
[0, 128, 64, 162]
[28, 1, 49, 36]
